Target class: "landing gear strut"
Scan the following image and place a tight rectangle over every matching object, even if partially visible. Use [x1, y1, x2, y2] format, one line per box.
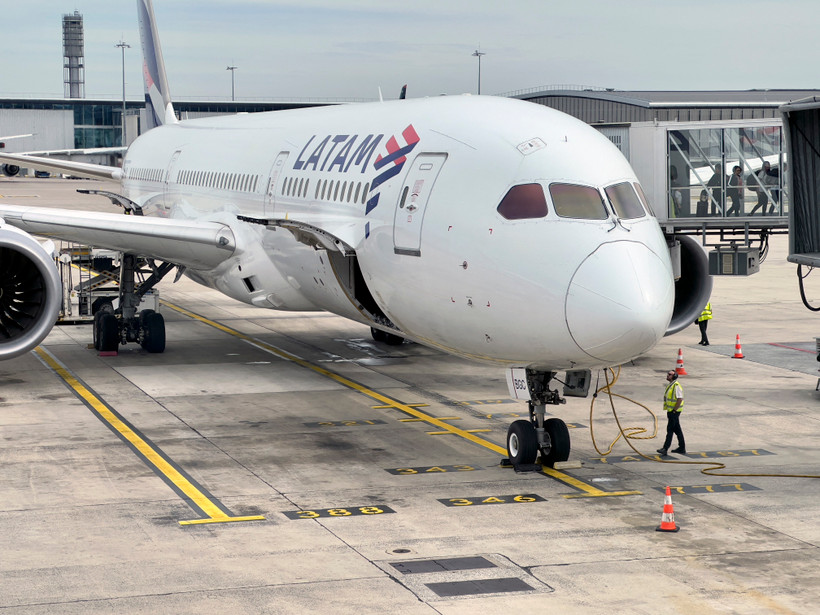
[91, 253, 176, 354]
[506, 370, 571, 467]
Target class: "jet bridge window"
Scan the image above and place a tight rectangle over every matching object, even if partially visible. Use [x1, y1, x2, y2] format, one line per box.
[496, 183, 548, 220]
[604, 182, 646, 219]
[549, 183, 608, 220]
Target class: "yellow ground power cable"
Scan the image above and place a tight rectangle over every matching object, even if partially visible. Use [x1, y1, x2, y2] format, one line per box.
[590, 366, 820, 479]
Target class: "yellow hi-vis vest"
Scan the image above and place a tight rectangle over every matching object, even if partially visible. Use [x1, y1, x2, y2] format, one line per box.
[664, 381, 683, 413]
[698, 303, 712, 322]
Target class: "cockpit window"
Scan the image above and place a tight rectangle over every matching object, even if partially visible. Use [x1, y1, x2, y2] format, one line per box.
[496, 183, 548, 220]
[549, 183, 608, 220]
[605, 182, 646, 219]
[633, 182, 656, 217]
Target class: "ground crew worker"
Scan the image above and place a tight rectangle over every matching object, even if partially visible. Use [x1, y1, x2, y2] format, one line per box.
[697, 302, 712, 346]
[657, 370, 685, 456]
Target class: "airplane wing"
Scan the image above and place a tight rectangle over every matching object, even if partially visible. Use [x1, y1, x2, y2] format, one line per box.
[18, 146, 127, 157]
[0, 204, 235, 269]
[0, 151, 122, 181]
[0, 134, 34, 143]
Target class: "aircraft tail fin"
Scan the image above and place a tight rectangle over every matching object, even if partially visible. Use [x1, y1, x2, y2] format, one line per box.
[137, 0, 177, 129]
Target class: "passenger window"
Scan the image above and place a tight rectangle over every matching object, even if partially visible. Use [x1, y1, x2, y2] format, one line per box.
[549, 183, 607, 220]
[605, 182, 646, 219]
[496, 183, 548, 220]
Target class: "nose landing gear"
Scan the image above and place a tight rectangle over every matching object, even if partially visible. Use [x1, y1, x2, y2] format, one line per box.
[505, 370, 571, 467]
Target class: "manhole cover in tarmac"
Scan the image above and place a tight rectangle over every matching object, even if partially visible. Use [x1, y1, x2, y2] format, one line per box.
[375, 553, 552, 601]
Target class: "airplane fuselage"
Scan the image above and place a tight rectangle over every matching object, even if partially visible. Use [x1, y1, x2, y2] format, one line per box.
[121, 95, 675, 370]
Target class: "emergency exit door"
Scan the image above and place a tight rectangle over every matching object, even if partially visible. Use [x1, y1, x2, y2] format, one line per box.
[264, 151, 289, 216]
[393, 153, 447, 256]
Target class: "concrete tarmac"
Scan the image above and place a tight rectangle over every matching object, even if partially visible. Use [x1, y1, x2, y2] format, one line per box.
[0, 177, 818, 614]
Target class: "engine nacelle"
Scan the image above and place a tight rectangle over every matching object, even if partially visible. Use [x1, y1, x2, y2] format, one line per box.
[665, 234, 713, 336]
[3, 164, 20, 177]
[0, 225, 62, 359]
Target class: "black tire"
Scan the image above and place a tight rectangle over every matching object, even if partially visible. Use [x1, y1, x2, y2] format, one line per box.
[541, 418, 571, 467]
[90, 298, 115, 316]
[384, 332, 405, 346]
[507, 419, 538, 465]
[139, 309, 155, 326]
[370, 327, 387, 343]
[141, 312, 165, 353]
[98, 313, 120, 352]
[92, 311, 103, 350]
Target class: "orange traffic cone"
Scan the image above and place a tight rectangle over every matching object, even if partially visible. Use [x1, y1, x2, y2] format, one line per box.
[675, 348, 688, 376]
[656, 486, 680, 532]
[732, 334, 745, 359]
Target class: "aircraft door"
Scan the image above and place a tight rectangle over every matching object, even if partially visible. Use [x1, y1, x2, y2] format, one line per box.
[264, 151, 290, 216]
[393, 153, 447, 256]
[164, 149, 182, 202]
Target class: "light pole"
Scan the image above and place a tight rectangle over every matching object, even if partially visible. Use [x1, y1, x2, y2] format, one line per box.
[226, 65, 238, 101]
[116, 40, 130, 145]
[472, 49, 485, 95]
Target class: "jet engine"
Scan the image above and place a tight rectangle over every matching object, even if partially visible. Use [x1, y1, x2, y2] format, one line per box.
[3, 164, 20, 177]
[0, 225, 62, 359]
[665, 233, 713, 336]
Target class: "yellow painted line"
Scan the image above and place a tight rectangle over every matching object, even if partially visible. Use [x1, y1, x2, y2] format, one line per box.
[400, 416, 461, 422]
[427, 429, 492, 435]
[373, 403, 429, 409]
[540, 467, 642, 498]
[162, 301, 637, 497]
[33, 346, 266, 525]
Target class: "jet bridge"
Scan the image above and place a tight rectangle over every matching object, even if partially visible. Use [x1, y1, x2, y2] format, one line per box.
[780, 98, 820, 316]
[781, 98, 820, 268]
[611, 119, 789, 276]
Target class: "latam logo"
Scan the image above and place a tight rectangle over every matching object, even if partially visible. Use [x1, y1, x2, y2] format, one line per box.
[365, 124, 420, 216]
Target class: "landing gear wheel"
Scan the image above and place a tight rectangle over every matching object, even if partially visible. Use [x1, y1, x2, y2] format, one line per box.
[140, 311, 165, 353]
[97, 313, 119, 352]
[540, 418, 570, 468]
[92, 311, 103, 350]
[371, 327, 404, 345]
[507, 419, 538, 465]
[370, 327, 387, 343]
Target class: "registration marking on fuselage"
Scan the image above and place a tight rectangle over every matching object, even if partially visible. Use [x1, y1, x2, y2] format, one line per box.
[34, 346, 266, 526]
[162, 301, 640, 498]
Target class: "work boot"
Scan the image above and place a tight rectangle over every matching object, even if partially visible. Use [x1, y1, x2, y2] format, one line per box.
[656, 448, 668, 456]
[671, 447, 686, 454]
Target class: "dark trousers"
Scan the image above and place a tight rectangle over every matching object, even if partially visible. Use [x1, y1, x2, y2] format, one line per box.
[662, 412, 685, 450]
[698, 319, 709, 344]
[750, 191, 768, 215]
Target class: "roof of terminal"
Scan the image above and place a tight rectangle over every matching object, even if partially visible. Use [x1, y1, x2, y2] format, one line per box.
[508, 86, 820, 107]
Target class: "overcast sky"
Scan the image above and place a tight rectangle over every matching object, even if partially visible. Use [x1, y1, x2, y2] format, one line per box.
[1, 1, 818, 102]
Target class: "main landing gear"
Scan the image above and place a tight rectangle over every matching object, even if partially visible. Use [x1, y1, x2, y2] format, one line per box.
[92, 253, 176, 354]
[506, 370, 571, 468]
[370, 326, 405, 346]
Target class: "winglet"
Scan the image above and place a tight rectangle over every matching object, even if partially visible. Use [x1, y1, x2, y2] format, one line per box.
[137, 0, 177, 129]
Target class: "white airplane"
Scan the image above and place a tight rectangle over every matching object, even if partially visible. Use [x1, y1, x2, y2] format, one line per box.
[0, 0, 711, 466]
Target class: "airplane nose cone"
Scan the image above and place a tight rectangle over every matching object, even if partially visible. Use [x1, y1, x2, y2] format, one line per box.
[566, 241, 673, 364]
